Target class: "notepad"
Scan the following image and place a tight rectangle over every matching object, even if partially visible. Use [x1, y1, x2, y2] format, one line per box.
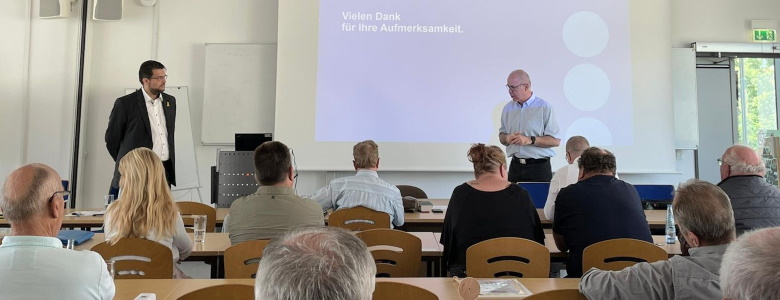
[478, 279, 532, 298]
[432, 205, 447, 211]
[70, 211, 105, 217]
[57, 230, 95, 246]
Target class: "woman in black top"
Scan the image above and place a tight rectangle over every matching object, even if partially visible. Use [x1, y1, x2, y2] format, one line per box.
[440, 143, 545, 277]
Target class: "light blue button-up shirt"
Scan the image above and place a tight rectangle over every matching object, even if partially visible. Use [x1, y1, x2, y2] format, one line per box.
[499, 94, 561, 158]
[0, 236, 115, 300]
[308, 169, 405, 227]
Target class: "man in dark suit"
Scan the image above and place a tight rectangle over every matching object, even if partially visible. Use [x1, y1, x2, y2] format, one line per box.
[105, 60, 176, 199]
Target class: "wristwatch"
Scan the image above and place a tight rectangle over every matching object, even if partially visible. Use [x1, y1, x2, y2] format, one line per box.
[530, 136, 536, 145]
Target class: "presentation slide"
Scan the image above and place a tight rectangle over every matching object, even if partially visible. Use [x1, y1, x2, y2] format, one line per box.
[315, 0, 632, 147]
[276, 0, 676, 173]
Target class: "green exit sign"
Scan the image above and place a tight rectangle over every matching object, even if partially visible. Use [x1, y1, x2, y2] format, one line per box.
[753, 29, 776, 42]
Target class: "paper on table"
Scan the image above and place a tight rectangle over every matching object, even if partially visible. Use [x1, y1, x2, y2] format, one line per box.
[478, 279, 532, 298]
[70, 211, 105, 216]
[432, 205, 447, 211]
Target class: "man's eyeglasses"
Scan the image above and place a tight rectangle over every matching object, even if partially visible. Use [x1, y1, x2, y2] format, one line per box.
[716, 158, 723, 166]
[48, 191, 70, 203]
[150, 75, 168, 81]
[505, 83, 527, 92]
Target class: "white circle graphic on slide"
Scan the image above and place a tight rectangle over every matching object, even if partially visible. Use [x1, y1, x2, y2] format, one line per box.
[564, 64, 611, 111]
[566, 118, 613, 146]
[562, 11, 609, 57]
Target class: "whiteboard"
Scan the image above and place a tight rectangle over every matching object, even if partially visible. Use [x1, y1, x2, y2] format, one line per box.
[201, 44, 277, 145]
[671, 48, 699, 149]
[125, 87, 201, 192]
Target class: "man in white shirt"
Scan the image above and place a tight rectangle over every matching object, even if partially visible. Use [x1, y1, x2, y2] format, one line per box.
[544, 136, 589, 220]
[308, 140, 405, 227]
[0, 164, 115, 300]
[106, 60, 176, 199]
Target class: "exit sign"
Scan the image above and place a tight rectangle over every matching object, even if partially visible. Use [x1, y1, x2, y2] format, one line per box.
[753, 29, 776, 42]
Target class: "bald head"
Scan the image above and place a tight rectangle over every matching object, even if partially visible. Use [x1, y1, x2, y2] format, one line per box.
[508, 69, 531, 87]
[1, 164, 60, 223]
[721, 145, 765, 179]
[565, 136, 590, 163]
[721, 227, 780, 300]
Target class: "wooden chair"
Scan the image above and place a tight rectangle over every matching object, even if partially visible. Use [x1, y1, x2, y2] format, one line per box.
[328, 206, 391, 231]
[396, 185, 428, 199]
[582, 238, 668, 272]
[524, 289, 586, 300]
[177, 284, 254, 300]
[466, 237, 550, 278]
[224, 239, 271, 278]
[177, 202, 217, 232]
[91, 237, 173, 279]
[373, 281, 438, 300]
[356, 229, 421, 277]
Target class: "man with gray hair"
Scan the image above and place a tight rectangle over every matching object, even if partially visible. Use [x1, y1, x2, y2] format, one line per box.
[580, 179, 737, 299]
[720, 227, 780, 300]
[544, 136, 589, 220]
[499, 69, 561, 182]
[717, 145, 780, 234]
[0, 164, 115, 299]
[255, 226, 376, 300]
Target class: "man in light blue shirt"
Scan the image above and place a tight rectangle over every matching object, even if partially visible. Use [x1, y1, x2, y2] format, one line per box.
[499, 69, 561, 182]
[0, 164, 115, 300]
[309, 140, 405, 227]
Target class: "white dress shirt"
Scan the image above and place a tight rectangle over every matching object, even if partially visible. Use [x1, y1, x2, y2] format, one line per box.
[0, 236, 115, 300]
[544, 158, 581, 220]
[142, 87, 169, 161]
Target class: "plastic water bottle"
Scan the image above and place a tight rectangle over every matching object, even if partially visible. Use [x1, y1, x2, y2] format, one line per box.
[666, 205, 676, 244]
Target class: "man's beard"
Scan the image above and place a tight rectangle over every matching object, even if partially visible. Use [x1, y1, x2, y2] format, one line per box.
[150, 86, 164, 95]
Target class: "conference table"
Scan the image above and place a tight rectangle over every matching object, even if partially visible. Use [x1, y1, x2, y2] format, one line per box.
[0, 199, 668, 231]
[72, 231, 680, 277]
[114, 278, 582, 300]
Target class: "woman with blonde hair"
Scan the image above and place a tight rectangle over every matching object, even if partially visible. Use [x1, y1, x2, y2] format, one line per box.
[104, 147, 192, 278]
[440, 143, 545, 277]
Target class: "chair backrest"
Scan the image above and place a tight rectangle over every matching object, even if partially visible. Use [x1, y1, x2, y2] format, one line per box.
[328, 206, 391, 231]
[373, 281, 439, 300]
[177, 202, 217, 232]
[582, 238, 668, 272]
[224, 239, 271, 278]
[524, 289, 586, 300]
[396, 185, 428, 199]
[91, 237, 173, 279]
[356, 229, 422, 277]
[177, 284, 255, 300]
[466, 237, 550, 278]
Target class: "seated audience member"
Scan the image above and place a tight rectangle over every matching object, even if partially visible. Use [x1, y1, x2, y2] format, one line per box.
[440, 144, 545, 277]
[103, 148, 192, 278]
[717, 145, 780, 234]
[720, 227, 780, 300]
[309, 140, 404, 227]
[227, 141, 323, 244]
[544, 136, 589, 220]
[255, 226, 376, 300]
[580, 179, 737, 299]
[0, 164, 114, 299]
[553, 147, 652, 277]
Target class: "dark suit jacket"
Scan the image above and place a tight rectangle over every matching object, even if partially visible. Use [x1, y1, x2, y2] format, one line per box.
[105, 89, 176, 188]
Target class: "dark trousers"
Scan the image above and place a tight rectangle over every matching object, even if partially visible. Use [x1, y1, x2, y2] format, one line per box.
[508, 157, 552, 182]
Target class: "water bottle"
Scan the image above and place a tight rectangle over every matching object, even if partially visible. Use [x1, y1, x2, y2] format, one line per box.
[666, 205, 676, 244]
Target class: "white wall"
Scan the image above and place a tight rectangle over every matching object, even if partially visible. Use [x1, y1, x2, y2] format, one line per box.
[0, 0, 775, 206]
[672, 0, 780, 47]
[0, 0, 80, 183]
